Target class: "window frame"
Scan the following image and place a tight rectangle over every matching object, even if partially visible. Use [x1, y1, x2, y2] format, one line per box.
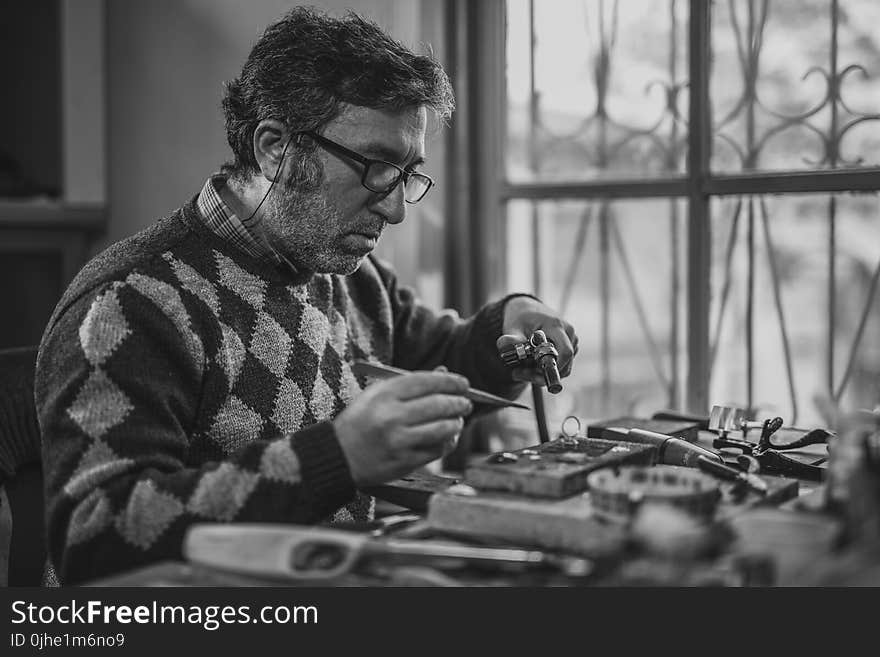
[449, 0, 880, 414]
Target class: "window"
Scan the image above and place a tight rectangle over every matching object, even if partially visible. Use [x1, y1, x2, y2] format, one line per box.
[460, 0, 880, 445]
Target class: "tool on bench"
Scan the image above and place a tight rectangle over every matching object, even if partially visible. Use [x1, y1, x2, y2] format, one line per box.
[499, 329, 563, 394]
[696, 454, 768, 495]
[707, 407, 831, 481]
[601, 426, 723, 468]
[351, 360, 530, 410]
[183, 524, 593, 580]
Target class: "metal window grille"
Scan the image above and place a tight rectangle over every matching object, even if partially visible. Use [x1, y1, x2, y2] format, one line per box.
[452, 0, 880, 425]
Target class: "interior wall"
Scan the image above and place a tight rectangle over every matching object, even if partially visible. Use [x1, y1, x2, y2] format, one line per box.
[0, 1, 61, 197]
[105, 0, 448, 305]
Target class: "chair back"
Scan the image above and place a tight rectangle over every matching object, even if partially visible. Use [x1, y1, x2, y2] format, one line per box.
[0, 345, 46, 586]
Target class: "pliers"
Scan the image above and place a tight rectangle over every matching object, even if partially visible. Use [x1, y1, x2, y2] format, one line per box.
[713, 416, 832, 481]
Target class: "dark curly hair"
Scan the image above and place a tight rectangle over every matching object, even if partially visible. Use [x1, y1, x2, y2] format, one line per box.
[221, 6, 454, 179]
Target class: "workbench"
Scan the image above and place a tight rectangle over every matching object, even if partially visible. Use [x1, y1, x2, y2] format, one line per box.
[85, 423, 875, 588]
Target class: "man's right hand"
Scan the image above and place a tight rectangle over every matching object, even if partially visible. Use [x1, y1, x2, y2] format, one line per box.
[333, 370, 473, 487]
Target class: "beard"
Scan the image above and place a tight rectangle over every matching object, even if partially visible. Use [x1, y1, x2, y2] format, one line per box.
[263, 177, 382, 276]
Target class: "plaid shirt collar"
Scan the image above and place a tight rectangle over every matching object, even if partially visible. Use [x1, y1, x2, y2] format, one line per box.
[196, 175, 302, 279]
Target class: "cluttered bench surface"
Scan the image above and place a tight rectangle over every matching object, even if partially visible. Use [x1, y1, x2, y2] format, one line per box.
[88, 408, 878, 587]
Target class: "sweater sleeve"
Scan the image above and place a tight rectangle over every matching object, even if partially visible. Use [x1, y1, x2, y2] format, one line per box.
[35, 277, 355, 584]
[368, 257, 532, 402]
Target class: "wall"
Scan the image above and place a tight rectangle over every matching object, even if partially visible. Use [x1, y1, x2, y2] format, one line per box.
[0, 1, 61, 197]
[106, 0, 448, 306]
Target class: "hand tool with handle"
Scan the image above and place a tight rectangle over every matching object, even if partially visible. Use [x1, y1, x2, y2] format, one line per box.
[351, 360, 530, 410]
[183, 524, 592, 580]
[696, 454, 768, 495]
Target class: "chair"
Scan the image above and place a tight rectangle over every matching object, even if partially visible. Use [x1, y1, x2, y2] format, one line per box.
[0, 345, 47, 586]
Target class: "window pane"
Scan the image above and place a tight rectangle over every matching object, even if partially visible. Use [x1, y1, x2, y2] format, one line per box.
[505, 0, 689, 183]
[710, 193, 880, 427]
[711, 0, 880, 172]
[492, 198, 687, 449]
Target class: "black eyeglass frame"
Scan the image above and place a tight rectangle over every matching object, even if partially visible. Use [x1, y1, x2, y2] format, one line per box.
[302, 130, 435, 204]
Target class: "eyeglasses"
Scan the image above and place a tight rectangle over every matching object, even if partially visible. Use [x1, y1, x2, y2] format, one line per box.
[302, 131, 435, 204]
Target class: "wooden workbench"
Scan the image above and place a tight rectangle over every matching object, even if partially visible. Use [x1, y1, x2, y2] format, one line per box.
[84, 424, 876, 587]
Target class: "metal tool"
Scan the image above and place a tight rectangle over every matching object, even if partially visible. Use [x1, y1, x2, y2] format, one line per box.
[707, 407, 831, 481]
[351, 360, 530, 410]
[183, 524, 593, 580]
[696, 454, 768, 495]
[499, 330, 563, 393]
[601, 426, 723, 468]
[709, 404, 833, 445]
[708, 405, 765, 446]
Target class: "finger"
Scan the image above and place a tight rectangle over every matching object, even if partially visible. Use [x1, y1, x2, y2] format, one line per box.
[560, 357, 574, 378]
[399, 393, 473, 425]
[405, 417, 466, 449]
[383, 371, 470, 400]
[497, 333, 528, 353]
[559, 347, 576, 377]
[446, 431, 461, 452]
[439, 431, 461, 460]
[569, 329, 580, 355]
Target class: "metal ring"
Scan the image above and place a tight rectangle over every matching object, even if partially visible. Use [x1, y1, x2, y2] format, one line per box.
[561, 415, 582, 439]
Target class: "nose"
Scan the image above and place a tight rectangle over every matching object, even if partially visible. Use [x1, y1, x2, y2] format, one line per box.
[368, 182, 407, 225]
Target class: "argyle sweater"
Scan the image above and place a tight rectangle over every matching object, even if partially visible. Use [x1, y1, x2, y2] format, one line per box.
[35, 196, 525, 584]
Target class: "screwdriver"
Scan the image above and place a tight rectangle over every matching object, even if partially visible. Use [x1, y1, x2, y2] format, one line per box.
[696, 454, 768, 495]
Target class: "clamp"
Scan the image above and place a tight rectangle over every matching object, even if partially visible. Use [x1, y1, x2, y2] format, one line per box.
[708, 405, 833, 481]
[499, 330, 563, 394]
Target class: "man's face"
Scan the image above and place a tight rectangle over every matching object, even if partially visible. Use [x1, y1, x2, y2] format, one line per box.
[264, 104, 428, 275]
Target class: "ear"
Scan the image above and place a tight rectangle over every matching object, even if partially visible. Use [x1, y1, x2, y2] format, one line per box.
[252, 119, 292, 182]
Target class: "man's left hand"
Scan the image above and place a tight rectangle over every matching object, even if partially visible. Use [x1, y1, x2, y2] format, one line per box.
[497, 296, 579, 386]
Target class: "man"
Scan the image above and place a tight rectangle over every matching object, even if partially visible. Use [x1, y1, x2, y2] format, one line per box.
[35, 7, 578, 584]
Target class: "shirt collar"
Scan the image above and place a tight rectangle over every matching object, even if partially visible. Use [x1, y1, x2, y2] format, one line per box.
[196, 175, 302, 279]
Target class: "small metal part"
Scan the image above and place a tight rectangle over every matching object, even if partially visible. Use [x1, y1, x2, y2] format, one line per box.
[561, 415, 582, 439]
[369, 513, 423, 538]
[521, 448, 539, 455]
[489, 451, 520, 464]
[498, 330, 563, 394]
[529, 331, 563, 394]
[708, 404, 764, 439]
[754, 416, 785, 455]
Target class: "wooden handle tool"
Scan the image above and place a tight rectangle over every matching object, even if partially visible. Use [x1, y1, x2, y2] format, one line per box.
[184, 524, 591, 579]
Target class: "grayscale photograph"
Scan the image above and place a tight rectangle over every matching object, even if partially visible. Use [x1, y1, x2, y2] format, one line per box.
[1, 0, 878, 618]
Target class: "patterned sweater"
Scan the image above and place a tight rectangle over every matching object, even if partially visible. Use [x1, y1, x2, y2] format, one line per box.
[35, 195, 524, 584]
